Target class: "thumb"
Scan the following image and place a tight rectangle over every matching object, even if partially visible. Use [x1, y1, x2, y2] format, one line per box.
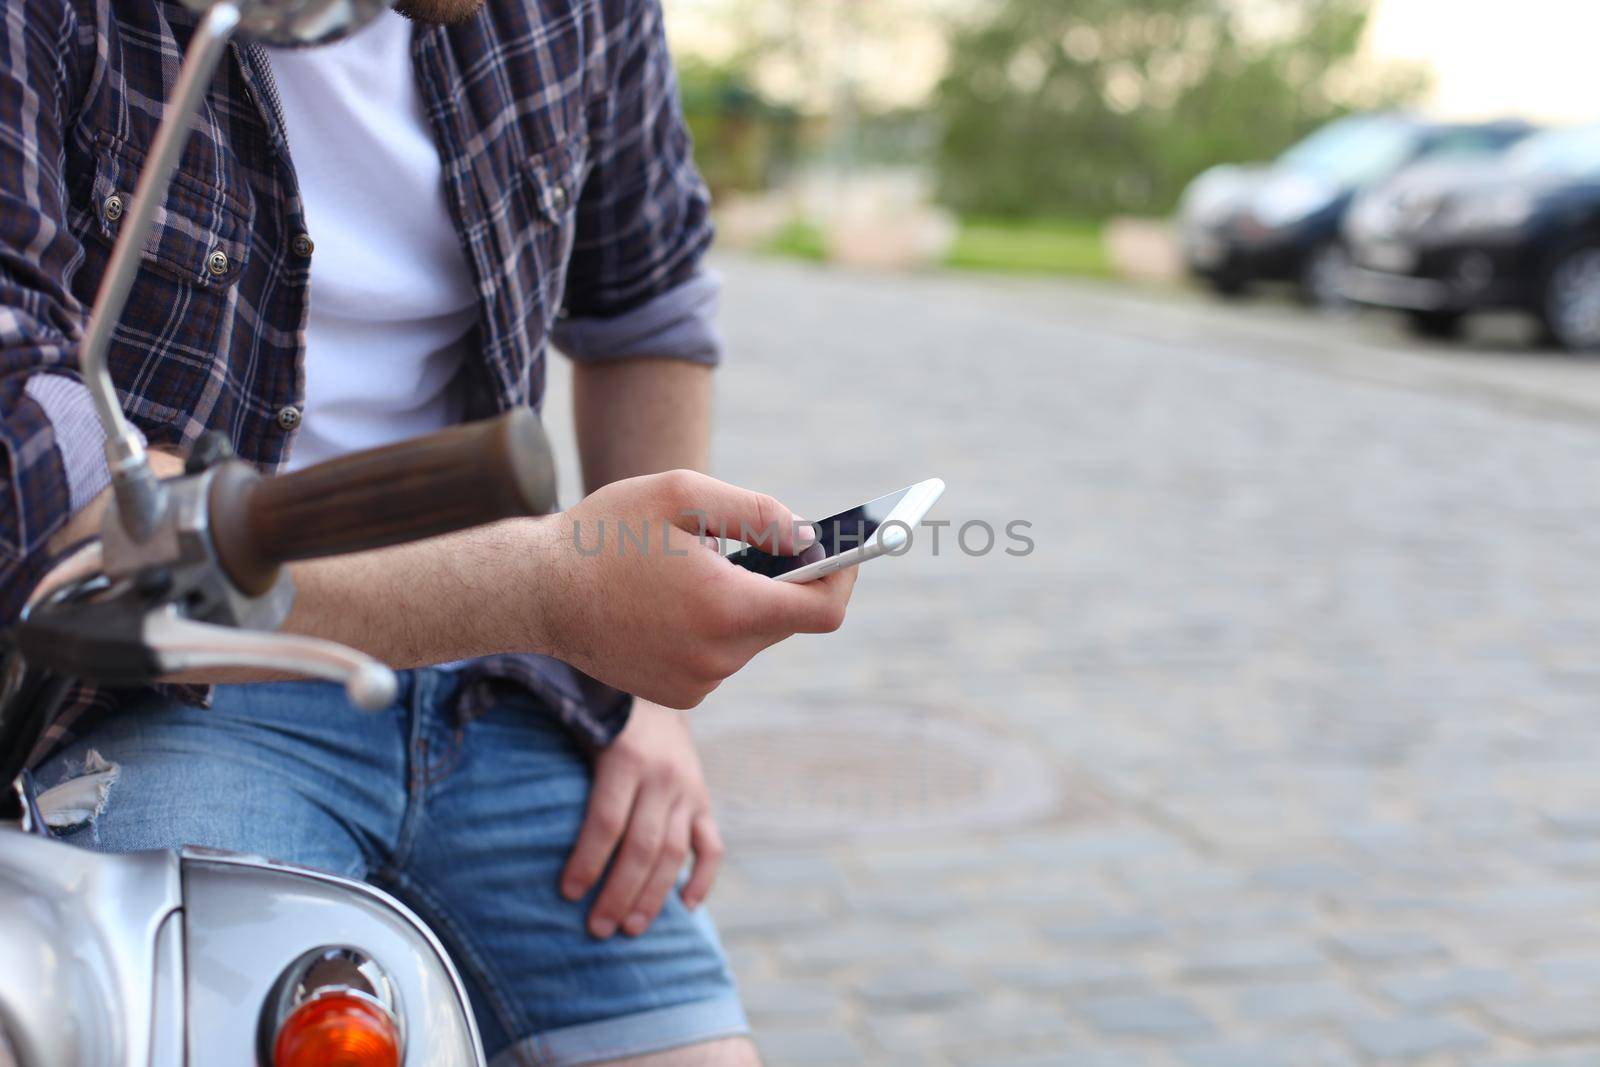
[661, 471, 817, 555]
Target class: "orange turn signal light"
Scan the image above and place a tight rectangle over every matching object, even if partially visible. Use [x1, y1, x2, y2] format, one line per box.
[273, 992, 401, 1067]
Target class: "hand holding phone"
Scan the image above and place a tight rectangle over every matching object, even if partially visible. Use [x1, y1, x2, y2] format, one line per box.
[528, 469, 858, 709]
[726, 478, 945, 583]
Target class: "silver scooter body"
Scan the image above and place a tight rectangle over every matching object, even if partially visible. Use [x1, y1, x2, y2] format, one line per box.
[0, 825, 484, 1065]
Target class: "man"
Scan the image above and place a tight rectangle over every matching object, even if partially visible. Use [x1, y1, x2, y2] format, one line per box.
[0, 0, 855, 1062]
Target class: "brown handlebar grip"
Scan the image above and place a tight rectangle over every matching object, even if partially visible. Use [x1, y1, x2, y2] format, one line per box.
[210, 408, 557, 595]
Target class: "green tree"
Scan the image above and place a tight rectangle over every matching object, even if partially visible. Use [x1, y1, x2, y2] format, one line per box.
[933, 0, 1428, 219]
[678, 57, 800, 196]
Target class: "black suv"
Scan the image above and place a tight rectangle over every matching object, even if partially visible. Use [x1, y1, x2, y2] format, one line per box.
[1178, 113, 1535, 307]
[1342, 123, 1600, 350]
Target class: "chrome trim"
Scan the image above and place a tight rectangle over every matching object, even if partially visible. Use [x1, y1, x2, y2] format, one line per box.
[98, 466, 297, 634]
[264, 946, 404, 1062]
[196, 0, 395, 49]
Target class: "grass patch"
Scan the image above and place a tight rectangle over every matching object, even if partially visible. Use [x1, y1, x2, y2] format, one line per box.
[754, 214, 1111, 278]
[761, 219, 829, 262]
[944, 217, 1110, 278]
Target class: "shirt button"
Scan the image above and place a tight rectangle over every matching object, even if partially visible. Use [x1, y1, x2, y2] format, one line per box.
[291, 233, 314, 258]
[550, 186, 568, 212]
[275, 405, 302, 431]
[206, 249, 230, 276]
[102, 194, 125, 223]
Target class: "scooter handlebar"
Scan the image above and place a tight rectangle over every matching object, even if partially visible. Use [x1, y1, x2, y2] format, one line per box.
[208, 407, 557, 594]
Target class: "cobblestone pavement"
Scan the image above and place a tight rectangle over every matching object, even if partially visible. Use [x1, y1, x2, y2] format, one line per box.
[546, 257, 1600, 1067]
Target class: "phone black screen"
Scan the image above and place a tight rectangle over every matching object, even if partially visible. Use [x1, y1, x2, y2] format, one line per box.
[725, 487, 913, 578]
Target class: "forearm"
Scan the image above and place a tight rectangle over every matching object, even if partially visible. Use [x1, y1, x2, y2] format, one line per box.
[572, 358, 712, 490]
[279, 517, 553, 667]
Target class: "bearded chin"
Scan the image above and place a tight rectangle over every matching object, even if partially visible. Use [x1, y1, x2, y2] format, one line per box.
[392, 0, 486, 25]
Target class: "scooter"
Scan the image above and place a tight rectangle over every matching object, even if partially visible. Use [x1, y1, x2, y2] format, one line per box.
[0, 0, 560, 1063]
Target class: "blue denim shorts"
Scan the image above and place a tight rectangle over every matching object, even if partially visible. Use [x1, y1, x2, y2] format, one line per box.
[33, 669, 747, 1066]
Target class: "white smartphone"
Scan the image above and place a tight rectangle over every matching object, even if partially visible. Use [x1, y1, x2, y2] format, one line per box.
[725, 478, 946, 583]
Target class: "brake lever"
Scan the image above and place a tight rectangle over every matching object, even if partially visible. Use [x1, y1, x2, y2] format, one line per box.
[17, 581, 396, 712]
[144, 608, 397, 711]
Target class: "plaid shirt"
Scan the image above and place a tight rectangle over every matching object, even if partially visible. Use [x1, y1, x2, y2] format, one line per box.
[0, 0, 717, 751]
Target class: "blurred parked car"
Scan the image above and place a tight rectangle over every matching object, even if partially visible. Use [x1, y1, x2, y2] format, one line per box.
[1178, 113, 1535, 307]
[1342, 123, 1600, 350]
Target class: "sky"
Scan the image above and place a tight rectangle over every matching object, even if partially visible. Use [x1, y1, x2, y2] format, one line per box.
[1367, 0, 1599, 124]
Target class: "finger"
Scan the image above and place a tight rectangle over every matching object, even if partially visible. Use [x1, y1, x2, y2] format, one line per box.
[819, 561, 861, 600]
[657, 470, 816, 555]
[561, 769, 639, 904]
[681, 811, 725, 910]
[588, 786, 671, 939]
[620, 804, 692, 937]
[741, 562, 859, 636]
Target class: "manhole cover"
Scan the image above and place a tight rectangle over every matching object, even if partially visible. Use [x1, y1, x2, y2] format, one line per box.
[697, 702, 1081, 842]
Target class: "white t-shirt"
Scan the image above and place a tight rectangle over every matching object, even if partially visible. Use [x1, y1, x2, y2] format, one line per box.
[266, 12, 478, 471]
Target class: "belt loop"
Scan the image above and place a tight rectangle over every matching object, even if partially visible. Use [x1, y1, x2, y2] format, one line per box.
[407, 668, 432, 732]
[404, 669, 431, 794]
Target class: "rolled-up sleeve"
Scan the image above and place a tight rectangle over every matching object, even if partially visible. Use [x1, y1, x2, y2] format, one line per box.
[553, 268, 722, 366]
[23, 375, 132, 512]
[561, 0, 715, 323]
